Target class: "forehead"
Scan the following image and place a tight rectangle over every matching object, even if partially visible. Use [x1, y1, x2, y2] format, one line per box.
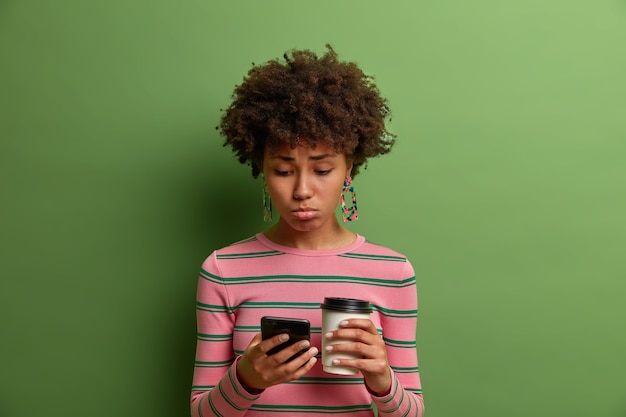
[264, 141, 342, 159]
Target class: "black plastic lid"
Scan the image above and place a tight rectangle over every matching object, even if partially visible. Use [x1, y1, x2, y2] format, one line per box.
[320, 297, 372, 313]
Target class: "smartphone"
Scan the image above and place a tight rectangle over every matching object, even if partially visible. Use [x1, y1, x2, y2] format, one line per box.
[261, 316, 311, 359]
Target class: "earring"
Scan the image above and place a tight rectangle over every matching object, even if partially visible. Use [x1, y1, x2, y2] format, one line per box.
[262, 181, 272, 222]
[341, 175, 358, 222]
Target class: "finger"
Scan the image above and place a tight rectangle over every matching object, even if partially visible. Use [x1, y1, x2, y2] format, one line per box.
[339, 318, 378, 334]
[242, 333, 264, 358]
[290, 353, 318, 377]
[331, 356, 389, 375]
[258, 333, 291, 355]
[325, 341, 380, 360]
[328, 327, 382, 345]
[247, 332, 289, 360]
[249, 332, 263, 345]
[269, 338, 312, 364]
[332, 357, 392, 394]
[282, 345, 319, 372]
[276, 349, 319, 383]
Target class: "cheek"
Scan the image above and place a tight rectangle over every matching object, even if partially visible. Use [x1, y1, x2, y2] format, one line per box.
[327, 183, 345, 204]
[266, 184, 284, 202]
[266, 181, 295, 206]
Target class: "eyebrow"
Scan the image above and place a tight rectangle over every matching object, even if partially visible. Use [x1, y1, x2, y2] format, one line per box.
[274, 153, 336, 162]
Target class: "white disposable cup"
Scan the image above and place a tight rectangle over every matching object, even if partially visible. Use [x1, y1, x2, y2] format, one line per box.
[320, 297, 372, 375]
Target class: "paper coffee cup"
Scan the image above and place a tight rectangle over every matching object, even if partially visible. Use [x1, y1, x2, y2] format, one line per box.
[321, 297, 373, 375]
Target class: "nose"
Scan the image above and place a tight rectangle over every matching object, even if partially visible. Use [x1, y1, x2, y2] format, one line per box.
[293, 173, 313, 200]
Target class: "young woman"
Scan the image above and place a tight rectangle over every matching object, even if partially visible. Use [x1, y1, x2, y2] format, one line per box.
[191, 45, 424, 416]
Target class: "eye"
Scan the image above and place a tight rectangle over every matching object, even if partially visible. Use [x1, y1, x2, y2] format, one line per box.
[315, 169, 332, 176]
[274, 170, 291, 176]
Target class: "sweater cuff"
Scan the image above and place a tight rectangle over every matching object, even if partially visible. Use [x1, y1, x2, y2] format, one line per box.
[230, 356, 264, 400]
[370, 370, 401, 412]
[194, 358, 261, 417]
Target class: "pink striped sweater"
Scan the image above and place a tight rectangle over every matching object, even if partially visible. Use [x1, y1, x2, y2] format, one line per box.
[191, 233, 424, 416]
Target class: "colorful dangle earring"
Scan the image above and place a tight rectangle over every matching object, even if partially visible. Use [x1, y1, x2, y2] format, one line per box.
[262, 179, 273, 222]
[340, 175, 358, 222]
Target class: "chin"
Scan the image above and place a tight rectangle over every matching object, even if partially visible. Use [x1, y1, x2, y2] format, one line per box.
[291, 223, 321, 233]
[284, 219, 323, 233]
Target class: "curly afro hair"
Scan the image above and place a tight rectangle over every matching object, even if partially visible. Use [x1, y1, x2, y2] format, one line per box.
[218, 44, 396, 178]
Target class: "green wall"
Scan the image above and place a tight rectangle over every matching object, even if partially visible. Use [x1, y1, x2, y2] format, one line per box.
[1, 1, 625, 416]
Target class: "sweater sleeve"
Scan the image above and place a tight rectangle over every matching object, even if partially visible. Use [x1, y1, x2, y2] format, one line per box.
[371, 259, 424, 417]
[190, 252, 260, 417]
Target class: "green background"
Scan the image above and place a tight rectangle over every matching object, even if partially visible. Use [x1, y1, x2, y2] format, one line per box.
[1, 1, 625, 416]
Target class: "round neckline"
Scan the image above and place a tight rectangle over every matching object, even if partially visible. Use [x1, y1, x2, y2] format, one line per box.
[255, 232, 365, 257]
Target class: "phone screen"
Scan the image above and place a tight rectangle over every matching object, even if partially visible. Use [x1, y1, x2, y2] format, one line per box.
[261, 316, 311, 358]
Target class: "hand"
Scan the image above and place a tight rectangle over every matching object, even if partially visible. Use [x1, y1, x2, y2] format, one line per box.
[325, 319, 392, 395]
[236, 333, 318, 391]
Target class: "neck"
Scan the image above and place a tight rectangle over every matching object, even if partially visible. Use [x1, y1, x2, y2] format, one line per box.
[264, 219, 356, 250]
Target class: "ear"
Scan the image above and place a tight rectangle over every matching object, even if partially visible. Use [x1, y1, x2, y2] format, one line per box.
[345, 159, 354, 177]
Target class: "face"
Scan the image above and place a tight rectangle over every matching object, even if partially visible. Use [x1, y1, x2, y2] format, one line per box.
[262, 142, 352, 235]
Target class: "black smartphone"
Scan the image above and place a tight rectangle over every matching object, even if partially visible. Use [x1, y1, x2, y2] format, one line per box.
[261, 316, 311, 359]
